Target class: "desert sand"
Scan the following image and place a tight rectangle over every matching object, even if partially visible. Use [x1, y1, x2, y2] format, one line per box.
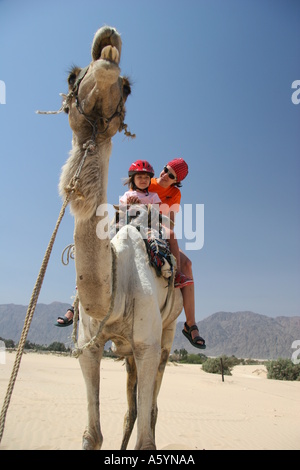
[0, 350, 299, 451]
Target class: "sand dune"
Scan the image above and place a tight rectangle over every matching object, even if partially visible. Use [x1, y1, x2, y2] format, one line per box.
[0, 351, 299, 450]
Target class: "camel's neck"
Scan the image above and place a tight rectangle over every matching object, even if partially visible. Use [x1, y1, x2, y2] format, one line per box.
[60, 139, 113, 319]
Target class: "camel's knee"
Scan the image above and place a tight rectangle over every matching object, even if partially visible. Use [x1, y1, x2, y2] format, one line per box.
[158, 348, 170, 372]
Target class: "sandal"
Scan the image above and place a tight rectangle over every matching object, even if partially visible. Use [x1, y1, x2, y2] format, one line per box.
[55, 307, 74, 328]
[182, 322, 206, 349]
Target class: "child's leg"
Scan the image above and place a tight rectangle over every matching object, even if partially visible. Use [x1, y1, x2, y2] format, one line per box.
[163, 227, 180, 271]
[163, 227, 193, 288]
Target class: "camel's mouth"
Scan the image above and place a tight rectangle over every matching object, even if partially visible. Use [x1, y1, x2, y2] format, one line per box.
[91, 26, 122, 65]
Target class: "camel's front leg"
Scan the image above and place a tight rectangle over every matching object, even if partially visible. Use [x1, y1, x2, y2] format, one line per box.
[121, 356, 137, 450]
[150, 323, 177, 439]
[78, 345, 103, 450]
[134, 343, 161, 450]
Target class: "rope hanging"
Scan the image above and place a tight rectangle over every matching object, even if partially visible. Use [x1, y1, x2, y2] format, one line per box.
[61, 243, 75, 266]
[0, 195, 70, 444]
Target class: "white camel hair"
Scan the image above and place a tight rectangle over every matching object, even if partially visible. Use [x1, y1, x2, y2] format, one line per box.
[59, 25, 183, 450]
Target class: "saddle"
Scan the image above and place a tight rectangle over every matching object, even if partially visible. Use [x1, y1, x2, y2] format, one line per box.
[111, 204, 175, 281]
[143, 229, 175, 280]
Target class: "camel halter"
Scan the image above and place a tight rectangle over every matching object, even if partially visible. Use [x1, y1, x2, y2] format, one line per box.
[72, 66, 127, 138]
[36, 65, 136, 139]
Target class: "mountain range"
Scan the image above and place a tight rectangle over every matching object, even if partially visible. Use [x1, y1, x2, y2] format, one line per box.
[0, 303, 299, 360]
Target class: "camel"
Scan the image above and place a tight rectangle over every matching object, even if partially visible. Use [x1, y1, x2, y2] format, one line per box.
[59, 25, 183, 450]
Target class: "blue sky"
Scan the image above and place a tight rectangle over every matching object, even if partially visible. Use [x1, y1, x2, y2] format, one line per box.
[0, 0, 299, 322]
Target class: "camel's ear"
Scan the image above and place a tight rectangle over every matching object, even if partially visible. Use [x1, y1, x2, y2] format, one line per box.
[67, 66, 82, 89]
[122, 77, 131, 99]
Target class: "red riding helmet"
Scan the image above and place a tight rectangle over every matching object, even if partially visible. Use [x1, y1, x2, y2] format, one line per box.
[128, 160, 155, 178]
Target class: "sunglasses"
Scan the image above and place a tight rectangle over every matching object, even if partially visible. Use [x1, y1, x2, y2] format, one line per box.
[163, 166, 176, 180]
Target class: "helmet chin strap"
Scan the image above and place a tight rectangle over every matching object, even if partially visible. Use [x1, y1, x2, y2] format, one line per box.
[132, 182, 149, 195]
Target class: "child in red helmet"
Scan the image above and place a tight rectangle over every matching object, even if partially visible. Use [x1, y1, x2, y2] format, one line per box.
[120, 160, 193, 289]
[119, 160, 161, 205]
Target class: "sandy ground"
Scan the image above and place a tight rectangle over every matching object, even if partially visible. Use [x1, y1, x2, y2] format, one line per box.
[0, 351, 299, 451]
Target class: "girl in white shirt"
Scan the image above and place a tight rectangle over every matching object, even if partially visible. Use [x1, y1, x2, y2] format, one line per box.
[119, 160, 161, 205]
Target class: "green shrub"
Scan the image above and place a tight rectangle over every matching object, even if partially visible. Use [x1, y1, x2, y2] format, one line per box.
[266, 358, 300, 381]
[16, 340, 48, 351]
[185, 353, 206, 364]
[224, 355, 240, 368]
[0, 337, 15, 348]
[47, 342, 71, 352]
[202, 355, 232, 376]
[169, 350, 207, 364]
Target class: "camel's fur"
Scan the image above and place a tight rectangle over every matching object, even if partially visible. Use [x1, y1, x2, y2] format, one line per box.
[59, 25, 183, 450]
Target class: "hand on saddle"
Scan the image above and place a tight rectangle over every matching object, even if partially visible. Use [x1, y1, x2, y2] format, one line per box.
[126, 195, 141, 204]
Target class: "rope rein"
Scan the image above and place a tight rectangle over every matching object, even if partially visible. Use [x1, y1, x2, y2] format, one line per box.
[0, 195, 70, 444]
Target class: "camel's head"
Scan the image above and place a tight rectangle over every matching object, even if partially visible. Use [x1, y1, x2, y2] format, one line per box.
[65, 25, 132, 144]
